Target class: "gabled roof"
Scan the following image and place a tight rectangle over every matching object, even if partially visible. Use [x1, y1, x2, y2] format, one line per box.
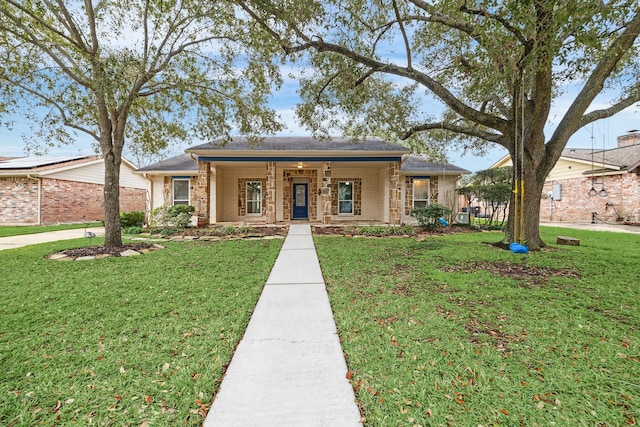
[491, 143, 640, 173]
[0, 154, 141, 177]
[136, 153, 197, 173]
[187, 136, 409, 155]
[401, 154, 471, 175]
[561, 143, 640, 172]
[0, 155, 94, 170]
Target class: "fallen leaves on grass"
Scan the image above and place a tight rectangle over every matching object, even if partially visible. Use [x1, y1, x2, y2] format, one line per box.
[441, 261, 581, 286]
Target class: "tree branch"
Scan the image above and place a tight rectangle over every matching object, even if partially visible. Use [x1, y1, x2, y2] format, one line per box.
[2, 76, 99, 141]
[459, 5, 528, 46]
[401, 121, 505, 144]
[578, 87, 640, 128]
[392, 0, 412, 69]
[548, 10, 640, 152]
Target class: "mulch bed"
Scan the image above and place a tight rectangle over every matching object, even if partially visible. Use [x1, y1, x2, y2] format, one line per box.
[59, 243, 155, 258]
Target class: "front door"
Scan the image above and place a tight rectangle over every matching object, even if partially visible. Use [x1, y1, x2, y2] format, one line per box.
[292, 183, 308, 219]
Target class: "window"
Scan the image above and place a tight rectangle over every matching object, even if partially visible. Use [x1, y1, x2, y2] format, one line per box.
[246, 181, 262, 215]
[173, 178, 190, 205]
[413, 178, 429, 208]
[338, 181, 353, 214]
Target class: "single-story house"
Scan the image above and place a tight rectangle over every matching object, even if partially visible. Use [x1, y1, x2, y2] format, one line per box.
[0, 155, 147, 225]
[491, 132, 640, 223]
[136, 136, 470, 225]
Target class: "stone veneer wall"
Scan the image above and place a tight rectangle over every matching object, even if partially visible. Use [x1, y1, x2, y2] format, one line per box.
[541, 173, 640, 223]
[321, 162, 332, 223]
[389, 161, 402, 224]
[330, 178, 362, 216]
[404, 177, 413, 216]
[237, 178, 267, 217]
[194, 163, 210, 222]
[265, 162, 276, 223]
[430, 176, 439, 204]
[282, 169, 318, 221]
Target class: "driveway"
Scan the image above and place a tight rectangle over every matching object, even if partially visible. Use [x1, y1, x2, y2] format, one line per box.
[0, 227, 105, 251]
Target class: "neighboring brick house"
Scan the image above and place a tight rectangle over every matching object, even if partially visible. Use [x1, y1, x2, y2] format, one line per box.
[136, 137, 470, 225]
[492, 132, 640, 224]
[0, 155, 147, 225]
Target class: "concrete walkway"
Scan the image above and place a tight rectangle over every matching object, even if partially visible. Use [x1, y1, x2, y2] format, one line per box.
[204, 224, 362, 427]
[0, 226, 105, 251]
[540, 221, 640, 234]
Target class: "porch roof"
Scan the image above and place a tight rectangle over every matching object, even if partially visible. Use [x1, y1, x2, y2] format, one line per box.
[401, 154, 471, 176]
[186, 136, 409, 158]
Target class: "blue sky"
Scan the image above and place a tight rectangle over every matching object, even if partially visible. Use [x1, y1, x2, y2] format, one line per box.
[1, 74, 638, 173]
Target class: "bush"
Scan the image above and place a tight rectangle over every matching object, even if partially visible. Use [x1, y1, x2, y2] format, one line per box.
[120, 211, 145, 228]
[149, 205, 195, 229]
[122, 226, 144, 234]
[411, 204, 452, 230]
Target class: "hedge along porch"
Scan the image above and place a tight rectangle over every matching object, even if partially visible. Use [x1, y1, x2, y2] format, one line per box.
[136, 137, 470, 225]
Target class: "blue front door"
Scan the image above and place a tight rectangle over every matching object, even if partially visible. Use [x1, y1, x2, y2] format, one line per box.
[292, 183, 308, 219]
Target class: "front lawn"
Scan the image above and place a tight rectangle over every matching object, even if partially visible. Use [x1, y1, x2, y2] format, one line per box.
[0, 237, 282, 426]
[316, 227, 639, 426]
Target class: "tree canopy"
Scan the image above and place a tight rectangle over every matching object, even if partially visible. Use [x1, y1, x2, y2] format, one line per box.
[0, 0, 284, 246]
[242, 0, 640, 249]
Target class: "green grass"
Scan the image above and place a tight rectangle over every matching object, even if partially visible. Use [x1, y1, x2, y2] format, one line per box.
[0, 237, 282, 426]
[0, 222, 103, 238]
[315, 227, 640, 426]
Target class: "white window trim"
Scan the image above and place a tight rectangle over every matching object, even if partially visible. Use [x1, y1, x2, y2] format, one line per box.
[246, 181, 262, 215]
[412, 178, 430, 209]
[172, 178, 190, 206]
[338, 180, 354, 215]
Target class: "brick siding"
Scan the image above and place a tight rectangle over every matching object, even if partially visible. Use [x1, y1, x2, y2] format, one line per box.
[0, 177, 39, 224]
[0, 177, 145, 225]
[541, 173, 640, 223]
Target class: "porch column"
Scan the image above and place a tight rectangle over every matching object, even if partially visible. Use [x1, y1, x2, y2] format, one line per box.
[265, 161, 277, 223]
[389, 160, 402, 224]
[321, 161, 332, 224]
[195, 162, 211, 225]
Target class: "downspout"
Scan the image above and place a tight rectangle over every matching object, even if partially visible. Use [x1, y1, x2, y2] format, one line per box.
[27, 174, 42, 225]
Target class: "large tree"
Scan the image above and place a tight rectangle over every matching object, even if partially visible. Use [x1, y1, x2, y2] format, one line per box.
[0, 0, 283, 246]
[242, 0, 640, 249]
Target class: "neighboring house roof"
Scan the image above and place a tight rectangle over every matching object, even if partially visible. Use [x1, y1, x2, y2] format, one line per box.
[187, 136, 409, 156]
[0, 155, 95, 171]
[493, 143, 640, 174]
[560, 144, 640, 173]
[0, 155, 101, 176]
[401, 154, 471, 176]
[0, 155, 146, 189]
[136, 153, 197, 174]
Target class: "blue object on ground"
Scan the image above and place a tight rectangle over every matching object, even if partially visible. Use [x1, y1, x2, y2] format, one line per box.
[438, 218, 449, 226]
[509, 242, 529, 254]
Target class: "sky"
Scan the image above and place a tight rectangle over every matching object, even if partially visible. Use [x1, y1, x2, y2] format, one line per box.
[1, 72, 638, 174]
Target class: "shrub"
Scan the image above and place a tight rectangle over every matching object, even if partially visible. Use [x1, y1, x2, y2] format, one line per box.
[360, 225, 392, 236]
[411, 204, 452, 230]
[149, 205, 195, 229]
[120, 211, 145, 228]
[122, 226, 144, 234]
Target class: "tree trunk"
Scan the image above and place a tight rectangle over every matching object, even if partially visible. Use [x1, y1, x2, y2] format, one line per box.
[103, 149, 122, 247]
[505, 150, 546, 250]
